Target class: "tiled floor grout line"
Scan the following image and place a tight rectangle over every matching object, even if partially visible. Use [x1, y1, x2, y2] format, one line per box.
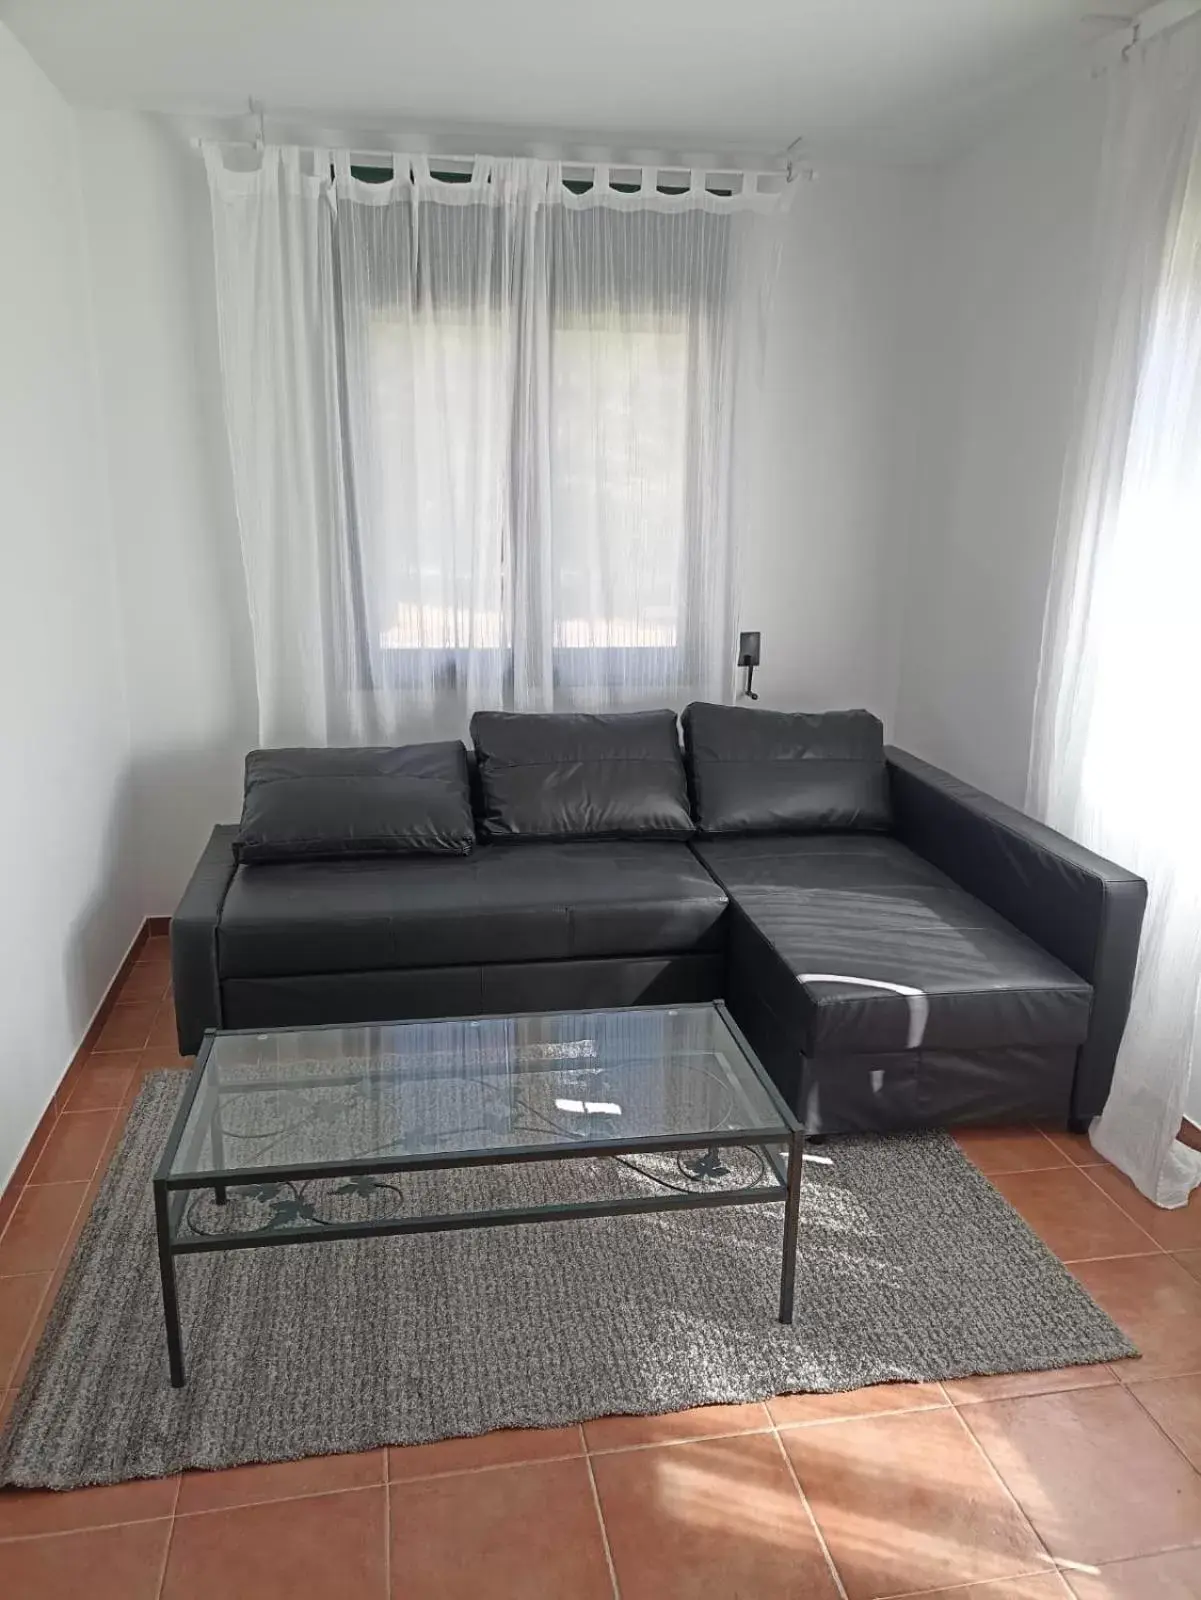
[382, 1452, 392, 1600]
[175, 1478, 381, 1520]
[0, 1185, 23, 1255]
[952, 1402, 1062, 1576]
[1077, 1164, 1174, 1250]
[153, 1476, 182, 1600]
[2, 1076, 137, 1292]
[0, 1513, 176, 1544]
[976, 1164, 1082, 1175]
[1076, 1541, 1201, 1579]
[5, 1192, 90, 1387]
[770, 1409, 944, 1432]
[1, 1275, 52, 1391]
[1060, 1247, 1165, 1264]
[946, 1378, 1117, 1411]
[0, 960, 167, 1235]
[582, 1450, 622, 1600]
[155, 1517, 176, 1600]
[392, 1449, 584, 1484]
[1114, 1361, 1201, 1385]
[35, 1106, 120, 1117]
[885, 1564, 1069, 1599]
[26, 1126, 116, 1191]
[767, 1423, 850, 1600]
[24, 1167, 111, 1191]
[1121, 1379, 1201, 1481]
[583, 1424, 774, 1456]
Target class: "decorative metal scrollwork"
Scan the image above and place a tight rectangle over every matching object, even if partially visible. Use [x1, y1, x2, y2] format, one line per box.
[185, 1173, 408, 1238]
[181, 1054, 774, 1241]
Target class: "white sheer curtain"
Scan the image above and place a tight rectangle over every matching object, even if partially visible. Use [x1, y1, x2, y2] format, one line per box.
[1029, 18, 1201, 1207]
[204, 148, 790, 744]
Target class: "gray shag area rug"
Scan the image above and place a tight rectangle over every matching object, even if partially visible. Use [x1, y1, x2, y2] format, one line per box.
[0, 1074, 1135, 1489]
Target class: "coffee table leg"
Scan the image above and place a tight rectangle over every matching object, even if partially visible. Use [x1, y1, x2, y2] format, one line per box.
[778, 1128, 804, 1324]
[153, 1180, 186, 1387]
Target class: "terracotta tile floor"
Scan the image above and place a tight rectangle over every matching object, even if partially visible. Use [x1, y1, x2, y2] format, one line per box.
[1, 949, 1200, 1597]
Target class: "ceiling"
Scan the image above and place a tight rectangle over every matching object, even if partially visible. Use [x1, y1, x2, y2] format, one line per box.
[0, 0, 1166, 159]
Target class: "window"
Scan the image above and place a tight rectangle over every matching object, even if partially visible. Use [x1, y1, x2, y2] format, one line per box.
[357, 295, 696, 702]
[366, 314, 510, 689]
[328, 172, 746, 715]
[202, 148, 785, 741]
[549, 318, 689, 689]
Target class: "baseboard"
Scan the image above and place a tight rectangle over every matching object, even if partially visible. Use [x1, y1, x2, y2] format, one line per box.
[0, 918, 164, 1232]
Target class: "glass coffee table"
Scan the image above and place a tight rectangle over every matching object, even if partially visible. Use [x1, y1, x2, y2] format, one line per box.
[153, 1002, 804, 1385]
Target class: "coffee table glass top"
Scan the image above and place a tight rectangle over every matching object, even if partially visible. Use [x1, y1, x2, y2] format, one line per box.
[165, 1004, 788, 1181]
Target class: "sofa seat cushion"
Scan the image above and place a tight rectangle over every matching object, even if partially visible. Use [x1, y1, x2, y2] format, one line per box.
[693, 835, 1092, 1056]
[217, 841, 728, 979]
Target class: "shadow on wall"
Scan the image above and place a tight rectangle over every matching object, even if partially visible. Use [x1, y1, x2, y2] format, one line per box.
[60, 763, 145, 1042]
[34, 745, 245, 1129]
[1, 764, 141, 1186]
[137, 121, 259, 916]
[130, 739, 253, 920]
[43, 758, 142, 1139]
[96, 114, 260, 919]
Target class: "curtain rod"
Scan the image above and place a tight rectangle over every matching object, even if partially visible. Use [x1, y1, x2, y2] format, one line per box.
[189, 104, 810, 183]
[190, 137, 807, 185]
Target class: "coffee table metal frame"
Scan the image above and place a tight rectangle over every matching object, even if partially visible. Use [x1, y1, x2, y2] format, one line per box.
[152, 1000, 804, 1387]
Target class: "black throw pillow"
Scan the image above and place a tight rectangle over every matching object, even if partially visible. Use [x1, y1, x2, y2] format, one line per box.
[234, 743, 476, 863]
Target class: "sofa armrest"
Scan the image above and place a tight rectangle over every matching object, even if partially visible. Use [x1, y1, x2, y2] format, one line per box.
[170, 825, 239, 1056]
[886, 747, 1147, 1121]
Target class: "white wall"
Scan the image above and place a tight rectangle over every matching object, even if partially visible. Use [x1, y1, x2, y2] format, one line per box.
[893, 71, 1107, 805]
[746, 165, 936, 727]
[0, 25, 141, 1187]
[75, 111, 257, 918]
[71, 120, 933, 910]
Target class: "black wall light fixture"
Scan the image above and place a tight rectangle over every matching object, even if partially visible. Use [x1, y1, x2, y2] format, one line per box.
[738, 631, 761, 700]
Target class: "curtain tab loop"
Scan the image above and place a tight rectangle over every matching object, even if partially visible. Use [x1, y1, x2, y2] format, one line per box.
[200, 140, 225, 182]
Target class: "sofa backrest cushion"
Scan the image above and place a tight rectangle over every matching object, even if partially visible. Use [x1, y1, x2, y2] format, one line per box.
[682, 703, 890, 836]
[234, 744, 476, 863]
[470, 710, 694, 841]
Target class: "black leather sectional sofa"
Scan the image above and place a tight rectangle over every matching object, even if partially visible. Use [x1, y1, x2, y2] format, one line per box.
[172, 704, 1147, 1135]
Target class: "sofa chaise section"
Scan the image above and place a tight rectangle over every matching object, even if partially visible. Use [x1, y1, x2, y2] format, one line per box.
[700, 833, 1094, 1133]
[885, 748, 1147, 1128]
[698, 748, 1145, 1133]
